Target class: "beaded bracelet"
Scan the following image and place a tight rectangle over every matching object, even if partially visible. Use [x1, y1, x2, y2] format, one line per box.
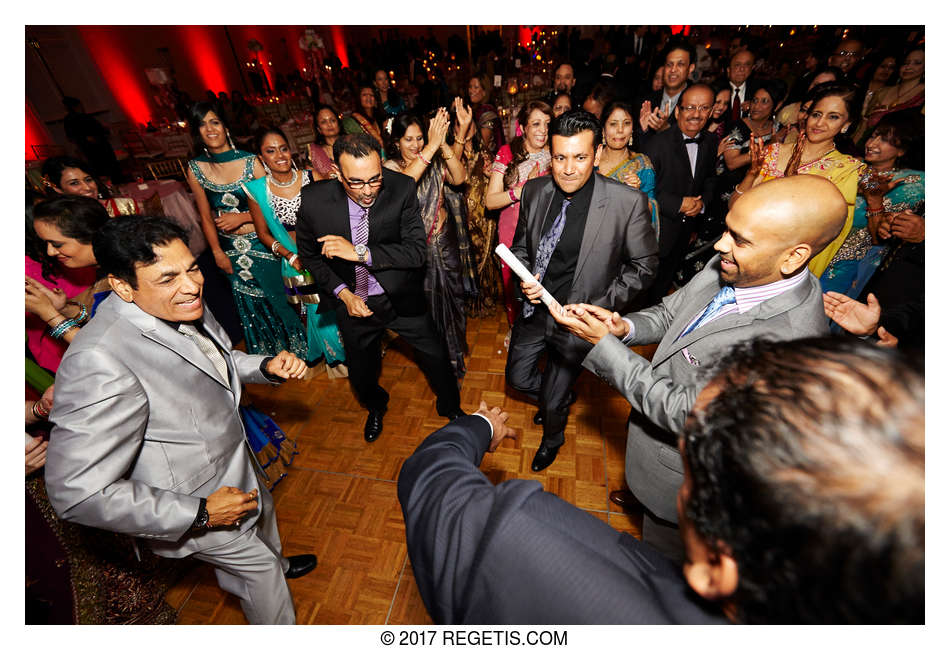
[287, 254, 299, 266]
[508, 188, 519, 203]
[48, 318, 78, 340]
[271, 240, 281, 255]
[66, 300, 89, 325]
[418, 153, 432, 166]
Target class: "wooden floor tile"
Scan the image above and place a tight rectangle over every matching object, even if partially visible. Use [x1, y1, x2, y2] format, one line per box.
[171, 307, 656, 624]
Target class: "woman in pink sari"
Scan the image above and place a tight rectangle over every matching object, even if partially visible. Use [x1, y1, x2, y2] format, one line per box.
[484, 100, 553, 327]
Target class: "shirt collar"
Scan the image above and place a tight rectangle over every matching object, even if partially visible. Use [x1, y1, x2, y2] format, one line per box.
[733, 269, 809, 313]
[553, 171, 596, 202]
[730, 81, 746, 92]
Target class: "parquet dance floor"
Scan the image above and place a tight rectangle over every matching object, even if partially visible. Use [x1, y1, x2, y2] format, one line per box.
[167, 307, 656, 624]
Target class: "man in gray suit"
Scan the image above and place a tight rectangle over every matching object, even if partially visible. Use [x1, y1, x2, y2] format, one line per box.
[552, 175, 846, 559]
[506, 109, 658, 472]
[46, 216, 315, 625]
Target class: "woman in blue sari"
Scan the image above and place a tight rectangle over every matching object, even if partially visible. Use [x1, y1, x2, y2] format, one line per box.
[596, 101, 660, 241]
[245, 127, 346, 372]
[184, 102, 307, 360]
[821, 112, 924, 297]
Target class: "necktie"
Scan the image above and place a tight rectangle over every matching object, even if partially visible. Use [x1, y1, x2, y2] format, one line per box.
[353, 206, 370, 299]
[731, 88, 741, 122]
[179, 322, 231, 387]
[523, 198, 570, 318]
[679, 285, 736, 338]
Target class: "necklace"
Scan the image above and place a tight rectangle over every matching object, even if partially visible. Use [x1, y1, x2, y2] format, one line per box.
[893, 80, 922, 106]
[268, 168, 298, 188]
[799, 145, 836, 167]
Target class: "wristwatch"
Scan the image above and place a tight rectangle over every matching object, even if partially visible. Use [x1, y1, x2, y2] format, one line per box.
[354, 244, 368, 264]
[192, 497, 210, 529]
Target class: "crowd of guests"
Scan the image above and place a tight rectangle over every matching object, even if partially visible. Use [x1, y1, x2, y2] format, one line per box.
[26, 25, 923, 625]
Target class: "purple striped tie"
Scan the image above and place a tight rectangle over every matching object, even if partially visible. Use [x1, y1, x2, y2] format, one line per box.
[353, 207, 369, 299]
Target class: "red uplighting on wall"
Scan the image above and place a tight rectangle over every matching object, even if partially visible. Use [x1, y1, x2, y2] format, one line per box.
[519, 26, 541, 48]
[26, 101, 52, 160]
[77, 26, 152, 126]
[670, 26, 692, 36]
[330, 25, 349, 68]
[178, 25, 230, 94]
[285, 26, 307, 71]
[231, 26, 275, 94]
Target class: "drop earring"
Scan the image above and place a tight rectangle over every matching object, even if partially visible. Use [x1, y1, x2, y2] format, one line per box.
[628, 135, 634, 147]
[227, 130, 236, 149]
[292, 158, 298, 171]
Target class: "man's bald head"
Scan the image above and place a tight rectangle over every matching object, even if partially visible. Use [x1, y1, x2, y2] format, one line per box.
[714, 176, 846, 287]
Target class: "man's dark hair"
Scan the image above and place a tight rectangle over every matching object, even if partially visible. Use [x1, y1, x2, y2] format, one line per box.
[33, 195, 109, 245]
[663, 38, 694, 65]
[93, 215, 190, 289]
[333, 132, 382, 165]
[683, 337, 924, 624]
[551, 109, 602, 149]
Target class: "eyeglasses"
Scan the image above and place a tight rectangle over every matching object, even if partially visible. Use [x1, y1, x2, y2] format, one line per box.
[835, 50, 860, 58]
[681, 104, 713, 113]
[342, 175, 383, 189]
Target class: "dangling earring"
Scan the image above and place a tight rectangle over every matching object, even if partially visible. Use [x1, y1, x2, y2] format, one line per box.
[628, 134, 634, 147]
[260, 156, 271, 176]
[226, 130, 236, 149]
[842, 125, 850, 134]
[292, 158, 298, 171]
[203, 146, 211, 158]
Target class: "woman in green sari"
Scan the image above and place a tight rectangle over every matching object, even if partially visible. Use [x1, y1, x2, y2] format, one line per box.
[184, 102, 307, 359]
[245, 127, 346, 370]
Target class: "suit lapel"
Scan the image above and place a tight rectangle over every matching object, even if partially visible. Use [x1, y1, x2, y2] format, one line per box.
[571, 175, 608, 287]
[106, 294, 233, 393]
[528, 181, 556, 267]
[328, 183, 353, 241]
[671, 128, 693, 183]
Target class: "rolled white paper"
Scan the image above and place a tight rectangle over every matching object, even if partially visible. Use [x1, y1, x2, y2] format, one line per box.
[495, 243, 558, 309]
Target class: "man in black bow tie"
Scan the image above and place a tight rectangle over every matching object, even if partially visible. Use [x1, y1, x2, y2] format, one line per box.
[642, 83, 718, 303]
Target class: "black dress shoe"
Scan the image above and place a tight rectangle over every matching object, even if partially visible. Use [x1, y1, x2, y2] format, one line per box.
[531, 443, 562, 472]
[444, 408, 466, 421]
[364, 410, 385, 442]
[533, 391, 578, 425]
[284, 553, 317, 579]
[609, 488, 643, 512]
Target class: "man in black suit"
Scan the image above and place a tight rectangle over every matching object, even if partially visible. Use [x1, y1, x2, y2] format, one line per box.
[543, 62, 578, 108]
[296, 133, 464, 442]
[505, 110, 658, 472]
[642, 83, 718, 303]
[398, 337, 924, 624]
[635, 39, 694, 148]
[722, 49, 758, 124]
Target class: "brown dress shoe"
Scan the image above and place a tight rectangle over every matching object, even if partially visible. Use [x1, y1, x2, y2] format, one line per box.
[609, 488, 643, 511]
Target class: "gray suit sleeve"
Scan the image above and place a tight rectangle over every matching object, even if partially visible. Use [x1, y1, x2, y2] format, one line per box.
[598, 189, 659, 310]
[583, 335, 698, 434]
[625, 284, 690, 345]
[231, 349, 273, 384]
[45, 347, 200, 541]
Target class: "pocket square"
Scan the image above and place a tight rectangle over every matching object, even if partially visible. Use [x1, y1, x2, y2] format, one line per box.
[681, 348, 701, 366]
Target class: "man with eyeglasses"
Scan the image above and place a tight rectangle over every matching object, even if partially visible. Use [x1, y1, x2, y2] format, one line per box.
[642, 83, 719, 303]
[296, 133, 464, 442]
[723, 49, 758, 124]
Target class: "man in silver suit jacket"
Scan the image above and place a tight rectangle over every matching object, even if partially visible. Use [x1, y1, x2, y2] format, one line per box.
[46, 216, 315, 624]
[553, 175, 846, 560]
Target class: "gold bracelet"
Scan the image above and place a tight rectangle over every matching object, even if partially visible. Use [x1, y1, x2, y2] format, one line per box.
[441, 148, 455, 160]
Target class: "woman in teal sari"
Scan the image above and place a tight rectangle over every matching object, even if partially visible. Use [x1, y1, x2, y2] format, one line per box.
[821, 113, 924, 297]
[596, 101, 661, 241]
[184, 102, 307, 360]
[245, 127, 346, 371]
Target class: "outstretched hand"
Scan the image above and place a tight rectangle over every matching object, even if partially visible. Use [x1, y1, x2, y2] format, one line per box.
[549, 303, 627, 345]
[823, 291, 881, 337]
[265, 350, 308, 379]
[475, 401, 517, 452]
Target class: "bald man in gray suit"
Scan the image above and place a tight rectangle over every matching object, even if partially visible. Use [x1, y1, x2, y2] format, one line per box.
[552, 175, 845, 559]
